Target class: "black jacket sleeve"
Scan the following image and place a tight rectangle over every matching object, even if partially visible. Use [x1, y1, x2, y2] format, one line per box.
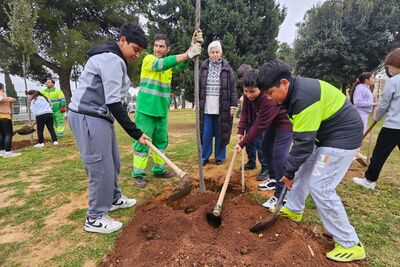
[107, 102, 143, 140]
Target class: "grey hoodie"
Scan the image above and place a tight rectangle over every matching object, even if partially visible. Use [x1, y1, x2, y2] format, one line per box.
[69, 41, 130, 123]
[375, 74, 400, 129]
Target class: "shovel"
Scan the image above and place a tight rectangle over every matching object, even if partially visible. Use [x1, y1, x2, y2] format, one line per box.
[145, 140, 192, 201]
[355, 121, 378, 166]
[13, 122, 37, 136]
[206, 149, 238, 228]
[250, 184, 287, 233]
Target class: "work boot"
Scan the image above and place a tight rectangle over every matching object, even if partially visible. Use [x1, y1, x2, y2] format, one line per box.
[353, 177, 376, 190]
[326, 243, 366, 262]
[134, 176, 147, 188]
[243, 161, 256, 170]
[154, 171, 174, 179]
[256, 169, 270, 181]
[278, 206, 302, 222]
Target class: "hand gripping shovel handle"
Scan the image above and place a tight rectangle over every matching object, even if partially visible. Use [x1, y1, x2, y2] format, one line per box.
[212, 149, 238, 216]
[144, 140, 187, 179]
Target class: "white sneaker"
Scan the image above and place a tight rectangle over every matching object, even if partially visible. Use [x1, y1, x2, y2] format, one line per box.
[3, 151, 22, 158]
[258, 179, 276, 191]
[84, 214, 123, 234]
[110, 195, 137, 211]
[34, 143, 44, 148]
[0, 150, 5, 157]
[262, 196, 278, 209]
[353, 177, 376, 190]
[53, 141, 59, 146]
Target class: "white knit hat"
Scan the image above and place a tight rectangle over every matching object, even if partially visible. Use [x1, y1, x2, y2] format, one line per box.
[208, 40, 222, 55]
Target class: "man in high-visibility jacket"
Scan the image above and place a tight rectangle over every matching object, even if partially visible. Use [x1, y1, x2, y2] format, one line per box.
[40, 79, 66, 137]
[132, 31, 203, 188]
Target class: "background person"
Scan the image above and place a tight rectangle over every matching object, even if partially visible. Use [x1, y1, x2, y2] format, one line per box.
[27, 90, 58, 148]
[353, 48, 400, 189]
[0, 83, 21, 158]
[40, 79, 66, 138]
[350, 72, 376, 132]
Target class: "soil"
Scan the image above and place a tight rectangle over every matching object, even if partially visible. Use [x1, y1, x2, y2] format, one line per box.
[102, 173, 363, 266]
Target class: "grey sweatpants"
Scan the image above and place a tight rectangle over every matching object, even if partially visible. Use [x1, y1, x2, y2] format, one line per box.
[286, 146, 360, 248]
[68, 111, 122, 218]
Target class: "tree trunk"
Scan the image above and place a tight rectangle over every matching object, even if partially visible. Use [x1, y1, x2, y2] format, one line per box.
[58, 67, 72, 104]
[182, 95, 186, 109]
[22, 54, 34, 144]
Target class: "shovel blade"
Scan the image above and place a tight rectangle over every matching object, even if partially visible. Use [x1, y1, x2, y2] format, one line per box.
[166, 179, 192, 202]
[250, 212, 279, 233]
[206, 212, 222, 228]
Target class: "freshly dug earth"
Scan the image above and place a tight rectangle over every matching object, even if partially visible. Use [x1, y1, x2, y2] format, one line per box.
[103, 187, 360, 267]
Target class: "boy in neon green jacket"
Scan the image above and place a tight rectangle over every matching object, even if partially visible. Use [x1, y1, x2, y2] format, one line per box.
[257, 60, 366, 263]
[40, 79, 66, 137]
[132, 32, 202, 188]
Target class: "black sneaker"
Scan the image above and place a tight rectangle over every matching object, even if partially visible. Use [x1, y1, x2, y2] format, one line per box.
[244, 161, 256, 170]
[216, 160, 224, 165]
[134, 176, 147, 188]
[202, 159, 209, 166]
[154, 171, 174, 179]
[256, 169, 270, 181]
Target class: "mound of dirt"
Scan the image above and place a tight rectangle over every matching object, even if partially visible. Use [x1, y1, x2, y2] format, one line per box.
[102, 189, 359, 267]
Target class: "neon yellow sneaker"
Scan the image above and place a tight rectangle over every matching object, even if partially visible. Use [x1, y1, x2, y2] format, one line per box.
[278, 206, 302, 222]
[326, 243, 366, 262]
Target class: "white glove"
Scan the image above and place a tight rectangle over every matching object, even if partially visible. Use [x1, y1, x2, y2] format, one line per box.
[191, 29, 204, 45]
[187, 43, 202, 59]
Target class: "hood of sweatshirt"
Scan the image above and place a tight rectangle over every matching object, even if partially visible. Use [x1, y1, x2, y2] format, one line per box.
[87, 41, 127, 65]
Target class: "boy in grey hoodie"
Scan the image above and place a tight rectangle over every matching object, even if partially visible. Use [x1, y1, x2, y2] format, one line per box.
[68, 23, 150, 234]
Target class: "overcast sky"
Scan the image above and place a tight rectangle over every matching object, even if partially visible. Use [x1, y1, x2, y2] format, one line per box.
[277, 0, 324, 44]
[2, 0, 325, 96]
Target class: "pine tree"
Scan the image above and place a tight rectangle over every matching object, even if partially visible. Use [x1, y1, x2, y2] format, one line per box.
[4, 72, 18, 99]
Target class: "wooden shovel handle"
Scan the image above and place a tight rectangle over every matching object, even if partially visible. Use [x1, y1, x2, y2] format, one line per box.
[213, 149, 238, 216]
[144, 140, 187, 179]
[241, 149, 245, 193]
[362, 121, 377, 140]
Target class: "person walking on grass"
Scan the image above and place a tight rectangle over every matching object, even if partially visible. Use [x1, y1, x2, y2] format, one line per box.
[68, 23, 150, 234]
[236, 64, 269, 179]
[0, 83, 21, 158]
[40, 79, 67, 138]
[257, 59, 366, 262]
[353, 48, 400, 190]
[234, 68, 292, 209]
[27, 90, 58, 148]
[199, 40, 238, 166]
[132, 31, 203, 188]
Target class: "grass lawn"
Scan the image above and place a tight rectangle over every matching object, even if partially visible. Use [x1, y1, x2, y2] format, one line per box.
[0, 109, 399, 266]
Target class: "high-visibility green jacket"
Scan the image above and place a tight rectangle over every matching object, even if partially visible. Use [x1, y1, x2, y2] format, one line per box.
[136, 54, 188, 117]
[40, 88, 66, 112]
[283, 77, 363, 179]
